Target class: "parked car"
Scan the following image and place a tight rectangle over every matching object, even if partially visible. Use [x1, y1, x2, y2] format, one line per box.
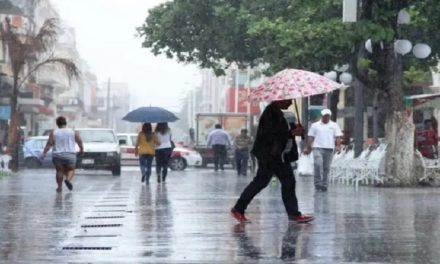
[76, 128, 121, 176]
[23, 136, 53, 168]
[117, 133, 202, 171]
[117, 133, 138, 166]
[169, 146, 203, 171]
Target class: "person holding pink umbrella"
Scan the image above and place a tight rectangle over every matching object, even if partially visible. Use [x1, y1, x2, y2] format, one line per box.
[230, 99, 314, 224]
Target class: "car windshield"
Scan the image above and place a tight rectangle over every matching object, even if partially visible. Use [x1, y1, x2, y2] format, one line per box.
[79, 130, 116, 143]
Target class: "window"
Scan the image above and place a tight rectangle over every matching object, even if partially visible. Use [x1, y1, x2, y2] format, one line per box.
[117, 135, 128, 146]
[79, 130, 116, 143]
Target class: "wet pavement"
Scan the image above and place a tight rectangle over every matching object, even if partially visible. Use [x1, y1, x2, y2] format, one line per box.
[0, 167, 440, 263]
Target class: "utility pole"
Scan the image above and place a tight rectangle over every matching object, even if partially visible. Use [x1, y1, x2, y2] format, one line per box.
[106, 77, 111, 128]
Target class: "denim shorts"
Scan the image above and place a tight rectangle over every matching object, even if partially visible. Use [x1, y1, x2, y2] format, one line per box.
[52, 152, 77, 167]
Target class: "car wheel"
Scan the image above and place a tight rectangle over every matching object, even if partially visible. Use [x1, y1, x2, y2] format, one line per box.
[25, 158, 41, 168]
[111, 165, 121, 176]
[169, 157, 187, 171]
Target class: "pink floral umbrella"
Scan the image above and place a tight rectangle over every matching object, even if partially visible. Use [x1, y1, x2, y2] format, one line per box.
[249, 69, 344, 125]
[249, 69, 343, 102]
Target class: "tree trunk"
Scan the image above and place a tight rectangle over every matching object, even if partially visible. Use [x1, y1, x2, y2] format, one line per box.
[384, 112, 416, 186]
[7, 78, 19, 172]
[381, 42, 417, 186]
[372, 91, 379, 143]
[353, 78, 365, 158]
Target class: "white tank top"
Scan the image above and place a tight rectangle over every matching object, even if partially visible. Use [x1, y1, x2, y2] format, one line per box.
[156, 132, 172, 149]
[53, 128, 76, 153]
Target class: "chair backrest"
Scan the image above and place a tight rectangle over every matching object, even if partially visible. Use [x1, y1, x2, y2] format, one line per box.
[0, 155, 11, 171]
[377, 143, 388, 152]
[357, 149, 370, 159]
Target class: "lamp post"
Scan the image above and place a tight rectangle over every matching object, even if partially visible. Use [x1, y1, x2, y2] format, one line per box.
[323, 69, 353, 121]
[364, 8, 432, 142]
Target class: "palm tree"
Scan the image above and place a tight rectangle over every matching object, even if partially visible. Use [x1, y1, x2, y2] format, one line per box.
[1, 17, 80, 171]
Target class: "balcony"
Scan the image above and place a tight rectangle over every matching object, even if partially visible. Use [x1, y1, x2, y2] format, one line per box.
[57, 97, 84, 112]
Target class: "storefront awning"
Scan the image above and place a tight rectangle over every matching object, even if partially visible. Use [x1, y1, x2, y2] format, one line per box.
[405, 93, 440, 110]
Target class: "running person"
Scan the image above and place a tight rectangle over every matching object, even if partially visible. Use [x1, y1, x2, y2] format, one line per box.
[41, 116, 84, 192]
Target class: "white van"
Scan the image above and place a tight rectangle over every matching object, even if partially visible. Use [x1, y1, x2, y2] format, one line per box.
[76, 128, 121, 176]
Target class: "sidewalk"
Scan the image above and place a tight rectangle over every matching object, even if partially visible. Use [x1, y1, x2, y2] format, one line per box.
[0, 168, 439, 263]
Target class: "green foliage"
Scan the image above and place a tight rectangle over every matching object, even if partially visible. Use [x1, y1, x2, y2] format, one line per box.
[403, 66, 432, 88]
[357, 57, 372, 69]
[139, 0, 440, 81]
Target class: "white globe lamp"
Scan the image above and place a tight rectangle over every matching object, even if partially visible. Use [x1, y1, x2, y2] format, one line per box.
[394, 39, 412, 55]
[324, 71, 337, 81]
[340, 72, 353, 85]
[334, 64, 349, 72]
[413, 43, 432, 59]
[365, 39, 373, 53]
[397, 9, 411, 24]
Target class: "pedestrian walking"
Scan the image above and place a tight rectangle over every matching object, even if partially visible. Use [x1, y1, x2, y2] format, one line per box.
[231, 100, 314, 224]
[304, 109, 342, 191]
[233, 129, 253, 176]
[41, 116, 84, 192]
[154, 122, 173, 183]
[207, 124, 231, 171]
[135, 123, 160, 184]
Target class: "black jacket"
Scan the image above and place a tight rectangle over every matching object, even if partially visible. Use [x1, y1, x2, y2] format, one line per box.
[251, 103, 298, 162]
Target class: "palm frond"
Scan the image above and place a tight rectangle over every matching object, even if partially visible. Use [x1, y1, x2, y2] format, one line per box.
[31, 18, 59, 53]
[18, 57, 81, 89]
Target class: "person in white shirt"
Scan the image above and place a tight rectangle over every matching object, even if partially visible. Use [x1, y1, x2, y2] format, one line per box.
[41, 116, 84, 192]
[304, 109, 342, 191]
[207, 124, 231, 171]
[154, 122, 173, 183]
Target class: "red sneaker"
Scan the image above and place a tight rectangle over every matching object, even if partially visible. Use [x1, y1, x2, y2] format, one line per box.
[230, 208, 251, 223]
[289, 214, 314, 224]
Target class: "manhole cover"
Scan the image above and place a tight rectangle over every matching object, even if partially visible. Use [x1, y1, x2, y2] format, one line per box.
[92, 210, 126, 212]
[81, 224, 122, 228]
[94, 205, 127, 207]
[97, 200, 128, 203]
[85, 216, 125, 219]
[74, 235, 118, 238]
[62, 246, 112, 250]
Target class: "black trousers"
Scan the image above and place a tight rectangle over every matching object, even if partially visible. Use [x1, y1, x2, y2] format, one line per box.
[212, 144, 227, 170]
[155, 148, 172, 181]
[233, 158, 301, 217]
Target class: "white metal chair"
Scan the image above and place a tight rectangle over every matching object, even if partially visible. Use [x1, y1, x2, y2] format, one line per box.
[0, 154, 11, 176]
[418, 150, 440, 183]
[330, 149, 355, 184]
[344, 148, 371, 185]
[353, 144, 387, 187]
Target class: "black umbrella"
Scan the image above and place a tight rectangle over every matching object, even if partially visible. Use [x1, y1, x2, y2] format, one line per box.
[122, 106, 179, 123]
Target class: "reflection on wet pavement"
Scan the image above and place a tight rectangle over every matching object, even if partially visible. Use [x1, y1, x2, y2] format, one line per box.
[0, 167, 440, 263]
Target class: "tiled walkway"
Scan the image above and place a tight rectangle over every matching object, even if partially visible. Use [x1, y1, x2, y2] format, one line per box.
[0, 167, 439, 263]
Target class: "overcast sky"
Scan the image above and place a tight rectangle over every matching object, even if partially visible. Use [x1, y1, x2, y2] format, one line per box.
[52, 0, 201, 112]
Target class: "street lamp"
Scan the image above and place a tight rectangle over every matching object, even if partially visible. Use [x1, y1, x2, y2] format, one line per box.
[394, 39, 412, 55]
[365, 9, 431, 59]
[413, 43, 431, 59]
[323, 69, 353, 120]
[324, 70, 353, 88]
